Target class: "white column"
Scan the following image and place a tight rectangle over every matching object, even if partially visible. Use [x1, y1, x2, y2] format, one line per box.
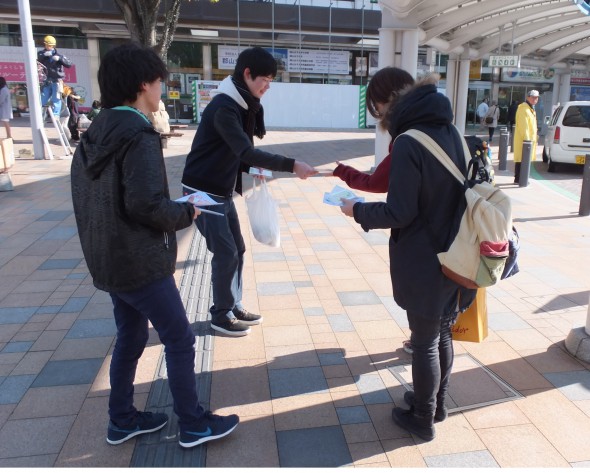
[203, 43, 212, 80]
[400, 29, 419, 78]
[375, 27, 397, 167]
[454, 57, 471, 134]
[558, 72, 571, 105]
[87, 38, 100, 104]
[374, 26, 419, 166]
[445, 56, 457, 107]
[378, 27, 396, 69]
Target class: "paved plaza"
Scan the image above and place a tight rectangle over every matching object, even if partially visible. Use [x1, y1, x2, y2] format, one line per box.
[0, 117, 589, 468]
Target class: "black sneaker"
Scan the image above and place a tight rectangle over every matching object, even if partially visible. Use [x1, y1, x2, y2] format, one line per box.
[232, 307, 263, 325]
[107, 411, 168, 445]
[403, 390, 448, 422]
[179, 411, 239, 448]
[392, 406, 435, 442]
[211, 318, 251, 336]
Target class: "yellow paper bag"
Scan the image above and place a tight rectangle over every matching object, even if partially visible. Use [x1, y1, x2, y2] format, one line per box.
[452, 288, 488, 342]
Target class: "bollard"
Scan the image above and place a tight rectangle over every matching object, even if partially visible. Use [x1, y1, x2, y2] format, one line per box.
[498, 133, 509, 171]
[519, 140, 532, 187]
[510, 125, 515, 152]
[579, 154, 590, 216]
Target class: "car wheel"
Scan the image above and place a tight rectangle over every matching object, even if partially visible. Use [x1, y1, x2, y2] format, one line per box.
[547, 156, 556, 173]
[542, 146, 548, 163]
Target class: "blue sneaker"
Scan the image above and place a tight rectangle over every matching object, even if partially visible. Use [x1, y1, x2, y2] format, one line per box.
[179, 411, 239, 448]
[107, 411, 168, 445]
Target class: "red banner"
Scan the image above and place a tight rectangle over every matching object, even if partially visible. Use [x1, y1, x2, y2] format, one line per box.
[0, 62, 77, 83]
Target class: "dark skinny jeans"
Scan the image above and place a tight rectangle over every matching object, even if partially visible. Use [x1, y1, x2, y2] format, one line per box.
[108, 276, 205, 430]
[407, 311, 456, 419]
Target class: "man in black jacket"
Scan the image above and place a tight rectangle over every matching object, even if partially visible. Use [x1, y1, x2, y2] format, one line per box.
[37, 35, 72, 116]
[71, 43, 239, 449]
[182, 47, 316, 337]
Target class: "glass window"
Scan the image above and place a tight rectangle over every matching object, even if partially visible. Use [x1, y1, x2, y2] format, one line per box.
[562, 105, 590, 127]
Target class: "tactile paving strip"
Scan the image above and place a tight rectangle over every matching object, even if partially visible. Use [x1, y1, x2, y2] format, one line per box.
[132, 229, 213, 467]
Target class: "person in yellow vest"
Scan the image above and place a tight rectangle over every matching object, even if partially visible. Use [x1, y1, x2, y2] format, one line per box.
[513, 90, 539, 183]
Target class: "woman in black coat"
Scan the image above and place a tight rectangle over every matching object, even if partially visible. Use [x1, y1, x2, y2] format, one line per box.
[341, 74, 476, 442]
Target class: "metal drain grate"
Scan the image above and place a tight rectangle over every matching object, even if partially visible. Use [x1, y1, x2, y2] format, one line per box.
[387, 353, 524, 414]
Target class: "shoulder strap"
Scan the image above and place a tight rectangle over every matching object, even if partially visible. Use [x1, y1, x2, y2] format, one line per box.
[401, 127, 471, 185]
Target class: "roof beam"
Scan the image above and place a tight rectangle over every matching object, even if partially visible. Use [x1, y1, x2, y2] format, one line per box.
[545, 36, 590, 65]
[515, 22, 590, 56]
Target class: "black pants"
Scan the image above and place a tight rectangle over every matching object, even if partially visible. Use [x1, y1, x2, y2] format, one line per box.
[407, 311, 456, 418]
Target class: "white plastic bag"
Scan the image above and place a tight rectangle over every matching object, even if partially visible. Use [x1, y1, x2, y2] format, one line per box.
[245, 179, 280, 247]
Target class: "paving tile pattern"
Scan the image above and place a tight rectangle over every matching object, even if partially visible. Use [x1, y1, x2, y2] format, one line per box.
[1, 120, 590, 468]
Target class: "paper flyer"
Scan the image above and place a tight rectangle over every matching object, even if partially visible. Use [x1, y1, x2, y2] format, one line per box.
[175, 190, 222, 206]
[249, 167, 273, 177]
[323, 185, 365, 206]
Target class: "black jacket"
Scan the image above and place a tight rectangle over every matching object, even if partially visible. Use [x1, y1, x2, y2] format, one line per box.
[71, 109, 195, 292]
[37, 48, 72, 82]
[353, 80, 476, 318]
[182, 76, 295, 196]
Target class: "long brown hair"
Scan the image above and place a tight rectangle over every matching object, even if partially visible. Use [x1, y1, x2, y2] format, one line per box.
[367, 67, 414, 130]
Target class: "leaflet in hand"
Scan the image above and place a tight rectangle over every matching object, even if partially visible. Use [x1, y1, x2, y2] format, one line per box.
[323, 185, 365, 206]
[249, 167, 273, 177]
[175, 190, 221, 206]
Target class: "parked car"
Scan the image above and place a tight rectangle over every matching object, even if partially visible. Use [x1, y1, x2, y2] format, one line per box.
[542, 101, 590, 172]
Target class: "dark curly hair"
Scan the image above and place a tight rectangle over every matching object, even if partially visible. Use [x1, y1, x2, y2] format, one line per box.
[98, 43, 167, 108]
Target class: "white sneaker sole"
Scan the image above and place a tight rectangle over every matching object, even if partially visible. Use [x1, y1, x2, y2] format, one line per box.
[106, 420, 167, 445]
[210, 323, 251, 337]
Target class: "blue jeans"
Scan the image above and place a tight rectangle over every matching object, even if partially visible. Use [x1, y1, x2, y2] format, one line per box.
[40, 81, 61, 116]
[109, 276, 204, 430]
[407, 312, 456, 418]
[182, 187, 245, 324]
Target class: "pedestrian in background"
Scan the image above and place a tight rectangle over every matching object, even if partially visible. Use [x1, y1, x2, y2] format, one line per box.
[507, 100, 518, 131]
[476, 97, 489, 128]
[340, 72, 476, 442]
[37, 35, 72, 116]
[513, 90, 539, 183]
[0, 77, 12, 139]
[484, 100, 500, 142]
[70, 42, 239, 449]
[64, 85, 81, 142]
[86, 100, 101, 120]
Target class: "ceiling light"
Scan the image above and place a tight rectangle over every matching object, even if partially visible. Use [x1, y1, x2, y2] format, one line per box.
[357, 38, 379, 46]
[190, 29, 219, 37]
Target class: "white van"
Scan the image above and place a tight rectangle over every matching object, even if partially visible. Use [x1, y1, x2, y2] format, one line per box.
[542, 101, 590, 172]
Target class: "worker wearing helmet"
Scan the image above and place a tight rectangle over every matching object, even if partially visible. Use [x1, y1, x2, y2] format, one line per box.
[37, 35, 72, 116]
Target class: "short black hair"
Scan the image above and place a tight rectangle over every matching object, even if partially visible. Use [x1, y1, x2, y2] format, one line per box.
[0, 77, 6, 89]
[233, 47, 277, 80]
[98, 43, 167, 108]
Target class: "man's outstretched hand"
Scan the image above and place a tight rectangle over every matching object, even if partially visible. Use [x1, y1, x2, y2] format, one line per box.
[294, 161, 318, 179]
